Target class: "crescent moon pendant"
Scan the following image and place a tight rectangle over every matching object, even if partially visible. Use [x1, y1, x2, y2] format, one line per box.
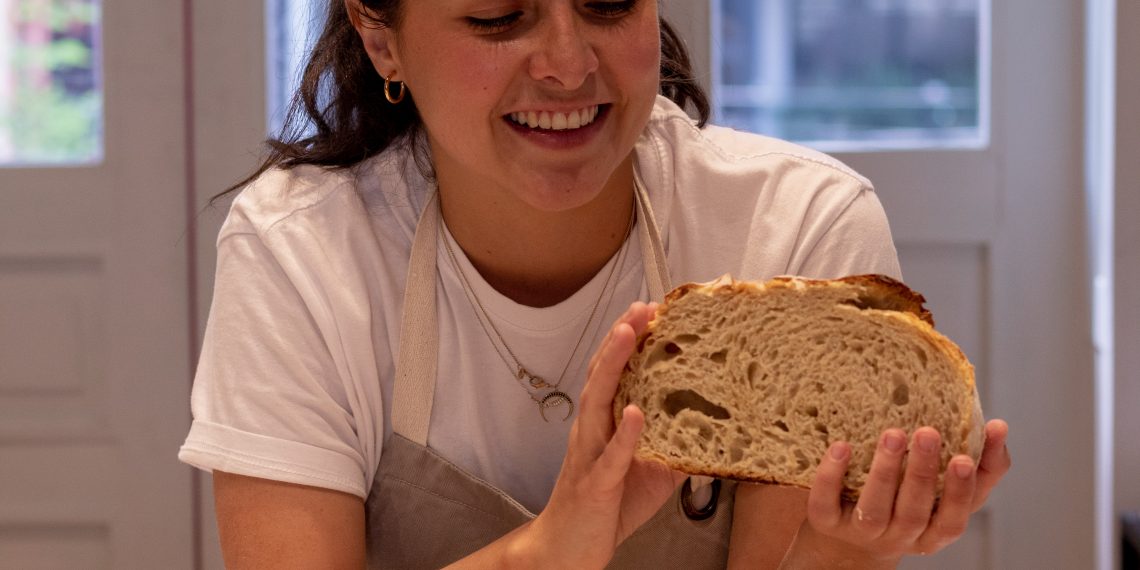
[539, 391, 574, 422]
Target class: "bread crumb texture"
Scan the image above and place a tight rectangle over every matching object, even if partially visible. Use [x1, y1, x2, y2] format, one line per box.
[615, 274, 984, 499]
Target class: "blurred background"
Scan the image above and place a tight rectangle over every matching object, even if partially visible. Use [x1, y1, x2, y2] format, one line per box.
[0, 0, 1135, 568]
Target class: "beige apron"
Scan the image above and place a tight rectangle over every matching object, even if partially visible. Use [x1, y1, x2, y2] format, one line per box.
[365, 178, 737, 569]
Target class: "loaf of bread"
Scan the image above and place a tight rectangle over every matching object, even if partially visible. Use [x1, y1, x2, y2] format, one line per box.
[614, 274, 984, 499]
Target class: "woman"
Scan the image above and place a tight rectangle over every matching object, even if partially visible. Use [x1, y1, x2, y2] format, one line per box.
[179, 0, 1011, 567]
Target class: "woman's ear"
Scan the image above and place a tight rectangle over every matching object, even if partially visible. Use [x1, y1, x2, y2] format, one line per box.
[344, 0, 402, 79]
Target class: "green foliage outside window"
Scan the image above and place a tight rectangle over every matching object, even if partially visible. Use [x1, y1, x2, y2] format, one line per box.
[1, 0, 101, 165]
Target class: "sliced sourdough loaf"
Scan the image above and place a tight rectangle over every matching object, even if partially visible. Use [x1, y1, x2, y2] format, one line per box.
[614, 274, 984, 499]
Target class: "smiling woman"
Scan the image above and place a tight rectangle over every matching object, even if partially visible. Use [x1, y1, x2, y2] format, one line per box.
[180, 1, 1009, 568]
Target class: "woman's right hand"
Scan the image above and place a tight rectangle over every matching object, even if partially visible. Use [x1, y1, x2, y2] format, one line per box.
[518, 301, 685, 569]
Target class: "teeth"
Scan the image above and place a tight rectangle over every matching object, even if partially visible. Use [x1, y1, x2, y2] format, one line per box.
[508, 105, 601, 131]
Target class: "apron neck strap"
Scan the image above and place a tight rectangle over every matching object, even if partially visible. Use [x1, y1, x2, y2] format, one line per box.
[390, 192, 442, 446]
[634, 168, 671, 301]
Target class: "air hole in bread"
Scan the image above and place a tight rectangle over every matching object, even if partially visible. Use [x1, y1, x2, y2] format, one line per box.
[891, 383, 910, 406]
[793, 449, 811, 473]
[773, 420, 790, 432]
[669, 434, 689, 454]
[709, 349, 729, 364]
[730, 445, 744, 463]
[674, 334, 702, 345]
[644, 341, 683, 369]
[802, 405, 819, 417]
[746, 361, 760, 388]
[663, 389, 732, 420]
[840, 290, 914, 314]
[913, 345, 929, 367]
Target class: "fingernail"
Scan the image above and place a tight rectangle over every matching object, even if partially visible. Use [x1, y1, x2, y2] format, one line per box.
[883, 432, 905, 453]
[830, 443, 849, 460]
[917, 432, 939, 453]
[954, 460, 973, 479]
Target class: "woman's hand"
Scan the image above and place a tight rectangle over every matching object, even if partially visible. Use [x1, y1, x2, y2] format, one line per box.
[518, 302, 685, 569]
[782, 420, 1011, 568]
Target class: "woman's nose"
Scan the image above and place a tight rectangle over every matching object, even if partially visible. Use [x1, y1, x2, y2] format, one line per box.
[527, 10, 600, 90]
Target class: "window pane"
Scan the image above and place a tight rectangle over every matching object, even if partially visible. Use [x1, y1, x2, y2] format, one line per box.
[266, 0, 321, 135]
[714, 0, 988, 151]
[0, 0, 102, 166]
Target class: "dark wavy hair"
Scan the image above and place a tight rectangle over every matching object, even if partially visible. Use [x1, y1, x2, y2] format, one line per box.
[216, 0, 709, 201]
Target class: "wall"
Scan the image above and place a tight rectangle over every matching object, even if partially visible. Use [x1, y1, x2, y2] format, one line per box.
[1115, 0, 1140, 544]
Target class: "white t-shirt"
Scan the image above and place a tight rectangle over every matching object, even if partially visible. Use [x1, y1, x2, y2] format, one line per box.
[178, 96, 902, 514]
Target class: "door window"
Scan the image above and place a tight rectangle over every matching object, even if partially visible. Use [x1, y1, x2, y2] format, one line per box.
[0, 0, 101, 165]
[713, 0, 987, 151]
[266, 0, 320, 134]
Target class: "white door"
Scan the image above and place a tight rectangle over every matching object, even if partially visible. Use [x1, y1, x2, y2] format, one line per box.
[0, 1, 195, 568]
[666, 0, 1094, 568]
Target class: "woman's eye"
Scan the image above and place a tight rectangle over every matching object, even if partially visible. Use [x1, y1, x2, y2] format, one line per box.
[466, 11, 523, 33]
[586, 0, 638, 18]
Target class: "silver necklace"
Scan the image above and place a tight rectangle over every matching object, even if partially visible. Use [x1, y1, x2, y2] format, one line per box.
[439, 205, 635, 422]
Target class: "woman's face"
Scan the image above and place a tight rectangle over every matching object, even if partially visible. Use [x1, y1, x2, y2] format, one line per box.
[363, 0, 661, 212]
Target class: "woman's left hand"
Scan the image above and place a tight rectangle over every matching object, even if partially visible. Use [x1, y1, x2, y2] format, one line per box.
[782, 420, 1011, 568]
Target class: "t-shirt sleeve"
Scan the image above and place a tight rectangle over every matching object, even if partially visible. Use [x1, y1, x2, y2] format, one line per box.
[793, 187, 903, 281]
[178, 231, 369, 499]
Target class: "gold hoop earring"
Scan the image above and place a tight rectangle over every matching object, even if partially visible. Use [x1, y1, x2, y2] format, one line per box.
[384, 74, 406, 104]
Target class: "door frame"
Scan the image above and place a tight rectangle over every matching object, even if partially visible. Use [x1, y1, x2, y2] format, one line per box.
[188, 2, 268, 568]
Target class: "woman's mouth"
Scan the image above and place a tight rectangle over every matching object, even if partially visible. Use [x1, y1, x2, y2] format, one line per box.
[506, 104, 603, 131]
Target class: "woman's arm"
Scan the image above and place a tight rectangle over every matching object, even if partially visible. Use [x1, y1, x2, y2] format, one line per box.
[727, 484, 808, 569]
[213, 472, 366, 570]
[215, 470, 548, 569]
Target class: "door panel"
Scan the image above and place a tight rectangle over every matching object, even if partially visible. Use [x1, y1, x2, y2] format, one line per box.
[857, 1, 1092, 568]
[0, 1, 193, 568]
[666, 0, 1093, 568]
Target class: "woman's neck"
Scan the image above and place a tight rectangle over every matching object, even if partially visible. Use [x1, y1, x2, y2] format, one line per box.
[437, 162, 637, 308]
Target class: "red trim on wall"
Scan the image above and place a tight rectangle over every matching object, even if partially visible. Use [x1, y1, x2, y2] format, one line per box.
[182, 0, 202, 568]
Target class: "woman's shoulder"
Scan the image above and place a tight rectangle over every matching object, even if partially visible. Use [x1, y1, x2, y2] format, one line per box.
[643, 96, 872, 191]
[220, 150, 424, 240]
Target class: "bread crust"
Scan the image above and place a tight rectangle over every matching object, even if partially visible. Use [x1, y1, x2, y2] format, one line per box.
[617, 274, 984, 499]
